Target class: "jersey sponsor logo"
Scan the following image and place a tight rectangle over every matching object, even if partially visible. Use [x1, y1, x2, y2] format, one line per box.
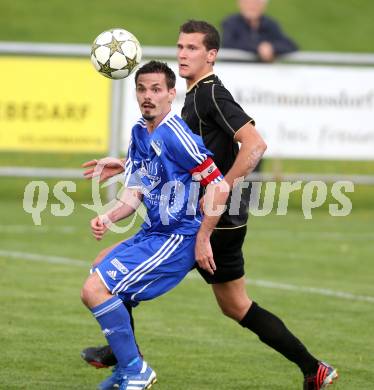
[139, 160, 161, 188]
[110, 258, 129, 275]
[106, 270, 117, 280]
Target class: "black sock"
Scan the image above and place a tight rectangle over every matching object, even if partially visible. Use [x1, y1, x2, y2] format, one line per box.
[239, 302, 319, 376]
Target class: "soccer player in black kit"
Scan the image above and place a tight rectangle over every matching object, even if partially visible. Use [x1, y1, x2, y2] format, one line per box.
[81, 20, 338, 390]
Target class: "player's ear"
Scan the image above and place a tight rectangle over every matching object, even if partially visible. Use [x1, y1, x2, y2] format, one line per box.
[168, 87, 176, 103]
[207, 49, 218, 64]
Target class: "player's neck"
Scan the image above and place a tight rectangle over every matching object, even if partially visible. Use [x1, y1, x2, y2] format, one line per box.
[146, 121, 157, 133]
[145, 110, 171, 133]
[186, 71, 214, 91]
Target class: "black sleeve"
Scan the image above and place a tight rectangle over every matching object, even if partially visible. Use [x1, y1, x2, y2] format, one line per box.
[207, 83, 255, 138]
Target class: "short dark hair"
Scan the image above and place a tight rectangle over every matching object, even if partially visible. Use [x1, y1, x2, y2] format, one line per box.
[179, 20, 220, 51]
[135, 61, 176, 89]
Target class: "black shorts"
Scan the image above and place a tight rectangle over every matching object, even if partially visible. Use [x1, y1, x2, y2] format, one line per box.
[196, 225, 247, 284]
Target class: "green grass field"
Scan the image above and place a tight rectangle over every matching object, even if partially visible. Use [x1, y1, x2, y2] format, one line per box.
[1, 1, 374, 389]
[1, 198, 373, 389]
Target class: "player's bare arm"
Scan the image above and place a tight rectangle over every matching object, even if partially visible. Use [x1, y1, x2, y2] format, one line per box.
[82, 157, 125, 182]
[91, 188, 142, 241]
[225, 121, 267, 188]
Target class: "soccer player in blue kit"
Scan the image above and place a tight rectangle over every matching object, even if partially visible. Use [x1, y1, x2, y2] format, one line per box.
[80, 60, 225, 390]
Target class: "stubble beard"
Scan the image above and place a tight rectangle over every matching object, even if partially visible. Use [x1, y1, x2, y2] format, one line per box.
[142, 114, 156, 122]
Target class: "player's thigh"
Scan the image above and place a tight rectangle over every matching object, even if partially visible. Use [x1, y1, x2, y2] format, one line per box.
[95, 233, 195, 304]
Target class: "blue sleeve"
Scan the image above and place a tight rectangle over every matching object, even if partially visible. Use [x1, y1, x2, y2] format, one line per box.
[164, 117, 213, 171]
[166, 121, 224, 186]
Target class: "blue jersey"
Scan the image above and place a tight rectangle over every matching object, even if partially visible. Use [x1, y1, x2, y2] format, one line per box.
[123, 112, 223, 235]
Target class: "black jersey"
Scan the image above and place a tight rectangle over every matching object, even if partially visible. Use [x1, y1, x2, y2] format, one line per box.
[181, 74, 255, 228]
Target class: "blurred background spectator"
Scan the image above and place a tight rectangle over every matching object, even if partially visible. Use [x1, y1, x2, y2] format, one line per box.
[222, 0, 298, 62]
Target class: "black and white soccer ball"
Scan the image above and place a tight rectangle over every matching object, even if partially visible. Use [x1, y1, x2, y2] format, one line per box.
[90, 28, 142, 79]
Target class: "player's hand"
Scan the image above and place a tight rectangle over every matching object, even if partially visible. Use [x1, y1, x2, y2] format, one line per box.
[195, 231, 216, 275]
[82, 157, 125, 182]
[91, 215, 111, 240]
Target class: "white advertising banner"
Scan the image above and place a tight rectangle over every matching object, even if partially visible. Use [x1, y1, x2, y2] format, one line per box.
[122, 62, 374, 160]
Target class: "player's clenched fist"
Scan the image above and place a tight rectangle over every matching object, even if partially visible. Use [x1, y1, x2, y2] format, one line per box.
[91, 215, 111, 240]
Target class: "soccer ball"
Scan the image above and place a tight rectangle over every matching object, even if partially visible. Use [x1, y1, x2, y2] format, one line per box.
[90, 28, 142, 79]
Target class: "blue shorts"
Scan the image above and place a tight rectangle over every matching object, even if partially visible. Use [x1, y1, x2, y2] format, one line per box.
[93, 230, 196, 306]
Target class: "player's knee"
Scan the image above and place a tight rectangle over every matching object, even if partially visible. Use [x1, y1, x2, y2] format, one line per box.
[81, 276, 100, 306]
[80, 282, 90, 306]
[218, 299, 252, 321]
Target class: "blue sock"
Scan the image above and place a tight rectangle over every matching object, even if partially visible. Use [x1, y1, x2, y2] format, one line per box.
[91, 296, 142, 374]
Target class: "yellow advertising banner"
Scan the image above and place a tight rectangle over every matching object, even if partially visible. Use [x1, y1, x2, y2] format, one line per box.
[0, 56, 110, 152]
